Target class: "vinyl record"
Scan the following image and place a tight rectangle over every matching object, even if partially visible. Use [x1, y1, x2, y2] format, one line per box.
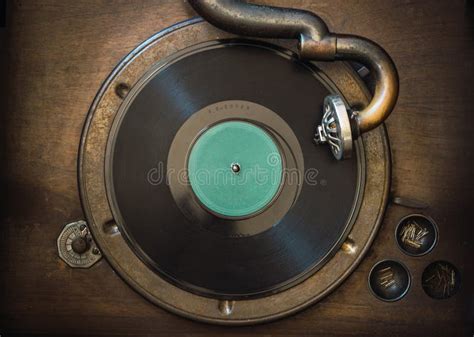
[106, 40, 364, 298]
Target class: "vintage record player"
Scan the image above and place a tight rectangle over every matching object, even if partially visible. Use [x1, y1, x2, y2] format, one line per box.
[1, 1, 473, 336]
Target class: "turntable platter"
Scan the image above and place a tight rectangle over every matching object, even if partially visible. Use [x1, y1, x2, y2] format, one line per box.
[79, 20, 390, 323]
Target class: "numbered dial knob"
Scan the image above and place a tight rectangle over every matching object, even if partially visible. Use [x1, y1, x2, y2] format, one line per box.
[57, 221, 101, 268]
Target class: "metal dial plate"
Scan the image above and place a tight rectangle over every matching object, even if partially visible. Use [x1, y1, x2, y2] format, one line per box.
[57, 221, 102, 268]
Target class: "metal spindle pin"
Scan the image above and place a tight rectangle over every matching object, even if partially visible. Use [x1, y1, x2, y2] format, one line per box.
[231, 163, 241, 174]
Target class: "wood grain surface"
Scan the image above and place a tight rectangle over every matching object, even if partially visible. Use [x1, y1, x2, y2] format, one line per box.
[1, 1, 473, 336]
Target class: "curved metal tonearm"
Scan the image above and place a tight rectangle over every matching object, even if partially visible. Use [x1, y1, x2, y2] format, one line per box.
[188, 0, 399, 160]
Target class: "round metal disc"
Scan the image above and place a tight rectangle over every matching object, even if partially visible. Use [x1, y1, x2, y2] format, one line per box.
[79, 19, 390, 324]
[107, 40, 362, 298]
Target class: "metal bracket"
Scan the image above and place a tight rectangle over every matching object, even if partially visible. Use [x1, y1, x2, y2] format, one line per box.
[314, 95, 353, 160]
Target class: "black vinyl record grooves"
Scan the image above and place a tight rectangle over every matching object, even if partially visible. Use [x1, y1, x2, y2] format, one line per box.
[107, 40, 363, 298]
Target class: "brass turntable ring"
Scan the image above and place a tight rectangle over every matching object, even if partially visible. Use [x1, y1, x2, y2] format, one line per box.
[79, 18, 390, 325]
